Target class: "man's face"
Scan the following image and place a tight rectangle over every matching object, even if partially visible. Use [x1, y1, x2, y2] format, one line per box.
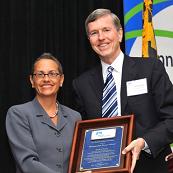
[88, 14, 123, 63]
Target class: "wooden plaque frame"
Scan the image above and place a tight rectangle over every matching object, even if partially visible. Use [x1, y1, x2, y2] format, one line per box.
[68, 115, 134, 173]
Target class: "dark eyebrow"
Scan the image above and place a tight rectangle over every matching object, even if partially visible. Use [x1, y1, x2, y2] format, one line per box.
[35, 71, 44, 73]
[35, 70, 58, 73]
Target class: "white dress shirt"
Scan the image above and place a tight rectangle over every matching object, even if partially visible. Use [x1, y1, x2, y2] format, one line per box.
[102, 52, 150, 153]
[101, 51, 124, 116]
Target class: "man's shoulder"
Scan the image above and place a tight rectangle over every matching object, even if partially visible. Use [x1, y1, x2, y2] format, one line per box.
[127, 56, 162, 66]
[129, 56, 159, 62]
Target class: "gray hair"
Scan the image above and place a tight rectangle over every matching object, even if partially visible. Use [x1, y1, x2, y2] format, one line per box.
[85, 9, 122, 35]
[31, 53, 63, 75]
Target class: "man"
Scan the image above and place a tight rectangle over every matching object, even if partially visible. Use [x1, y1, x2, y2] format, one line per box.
[72, 9, 173, 173]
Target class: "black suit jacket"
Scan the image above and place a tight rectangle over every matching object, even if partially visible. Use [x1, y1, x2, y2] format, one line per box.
[73, 55, 173, 173]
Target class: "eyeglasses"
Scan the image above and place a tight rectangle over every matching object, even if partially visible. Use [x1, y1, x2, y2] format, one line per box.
[32, 71, 61, 79]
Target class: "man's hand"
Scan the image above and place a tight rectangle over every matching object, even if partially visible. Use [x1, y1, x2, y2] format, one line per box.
[122, 138, 145, 173]
[165, 152, 173, 161]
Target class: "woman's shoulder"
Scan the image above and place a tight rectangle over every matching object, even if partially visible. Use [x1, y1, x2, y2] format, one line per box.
[8, 100, 33, 113]
[59, 104, 81, 120]
[6, 101, 35, 124]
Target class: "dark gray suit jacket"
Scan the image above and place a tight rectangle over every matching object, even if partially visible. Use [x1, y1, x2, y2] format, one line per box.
[73, 55, 173, 173]
[6, 98, 81, 173]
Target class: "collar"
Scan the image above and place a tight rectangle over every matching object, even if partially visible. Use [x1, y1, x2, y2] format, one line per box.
[32, 97, 67, 117]
[31, 97, 68, 131]
[101, 51, 124, 74]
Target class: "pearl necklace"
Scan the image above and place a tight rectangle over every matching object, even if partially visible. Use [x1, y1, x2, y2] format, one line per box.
[49, 103, 58, 118]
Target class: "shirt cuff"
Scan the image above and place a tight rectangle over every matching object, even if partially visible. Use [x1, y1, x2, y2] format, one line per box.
[143, 140, 151, 154]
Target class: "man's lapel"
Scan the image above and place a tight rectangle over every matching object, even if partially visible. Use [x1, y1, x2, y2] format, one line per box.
[121, 55, 137, 115]
[89, 64, 104, 115]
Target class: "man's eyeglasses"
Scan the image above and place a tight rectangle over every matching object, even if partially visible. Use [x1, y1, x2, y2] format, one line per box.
[32, 71, 61, 79]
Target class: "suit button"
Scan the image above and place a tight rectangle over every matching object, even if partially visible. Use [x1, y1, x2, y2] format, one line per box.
[56, 164, 62, 168]
[56, 147, 63, 152]
[54, 132, 60, 137]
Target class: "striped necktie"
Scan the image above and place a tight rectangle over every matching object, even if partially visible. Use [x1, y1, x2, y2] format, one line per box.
[102, 66, 118, 118]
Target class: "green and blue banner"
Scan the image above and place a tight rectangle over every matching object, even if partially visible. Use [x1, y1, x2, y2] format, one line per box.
[123, 0, 173, 82]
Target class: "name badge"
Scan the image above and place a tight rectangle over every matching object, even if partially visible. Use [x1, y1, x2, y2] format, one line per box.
[126, 78, 148, 96]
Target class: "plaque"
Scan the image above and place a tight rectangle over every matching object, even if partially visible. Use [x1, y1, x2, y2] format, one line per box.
[68, 115, 134, 173]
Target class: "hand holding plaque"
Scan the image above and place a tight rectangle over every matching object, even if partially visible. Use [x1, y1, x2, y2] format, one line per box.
[122, 138, 145, 173]
[68, 115, 134, 173]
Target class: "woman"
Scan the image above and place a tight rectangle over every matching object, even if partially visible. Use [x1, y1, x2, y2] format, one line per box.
[6, 53, 82, 173]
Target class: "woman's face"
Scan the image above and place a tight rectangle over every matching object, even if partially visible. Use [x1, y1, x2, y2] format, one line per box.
[30, 59, 64, 98]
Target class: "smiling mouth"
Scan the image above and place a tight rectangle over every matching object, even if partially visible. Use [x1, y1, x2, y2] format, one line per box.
[42, 85, 53, 88]
[98, 43, 109, 49]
